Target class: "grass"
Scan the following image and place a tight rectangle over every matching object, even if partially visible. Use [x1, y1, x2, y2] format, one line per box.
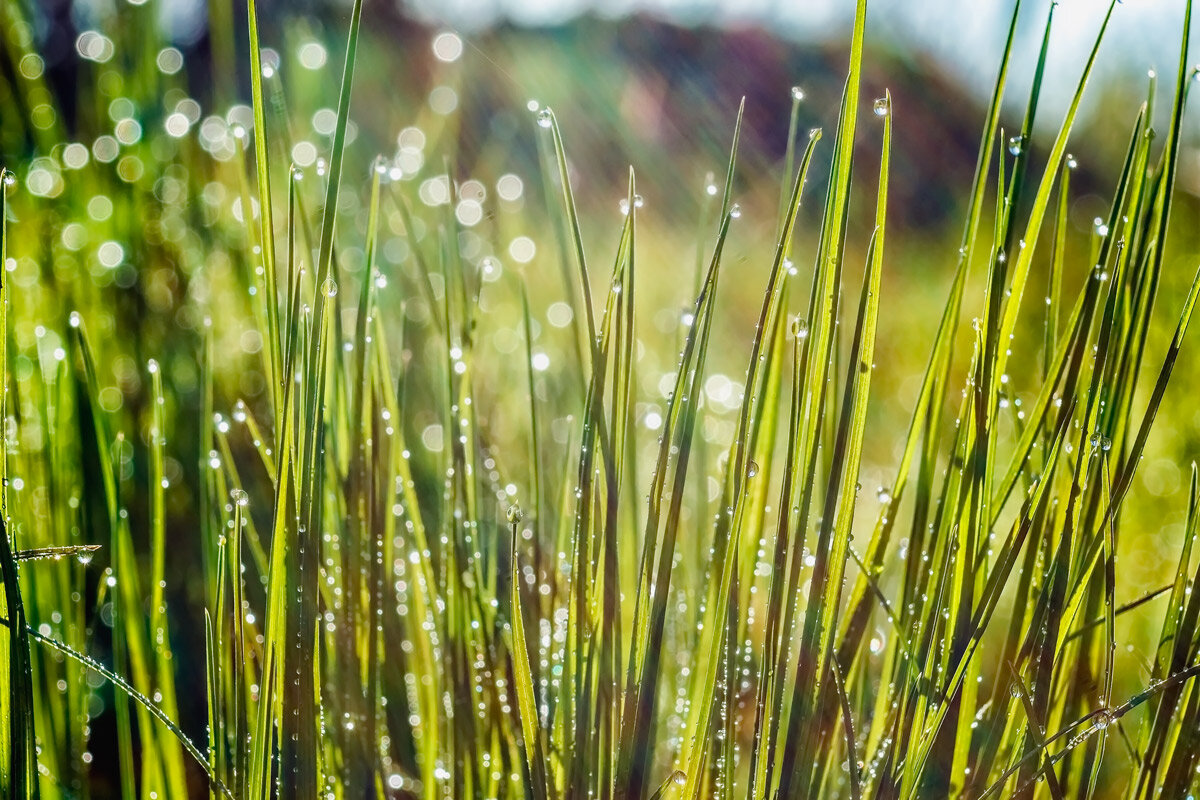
[3, 0, 1200, 797]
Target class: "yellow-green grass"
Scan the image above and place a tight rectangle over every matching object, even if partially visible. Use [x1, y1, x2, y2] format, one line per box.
[3, 0, 1200, 797]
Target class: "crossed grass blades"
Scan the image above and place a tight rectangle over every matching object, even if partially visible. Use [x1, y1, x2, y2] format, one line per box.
[3, 0, 1200, 796]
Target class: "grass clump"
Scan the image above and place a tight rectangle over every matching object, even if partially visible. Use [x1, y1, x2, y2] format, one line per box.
[3, 0, 1200, 798]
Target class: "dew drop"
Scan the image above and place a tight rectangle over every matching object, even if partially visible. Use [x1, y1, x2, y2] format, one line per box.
[1007, 135, 1024, 156]
[729, 203, 742, 219]
[322, 277, 338, 297]
[791, 86, 805, 102]
[536, 109, 553, 128]
[746, 461, 759, 478]
[506, 503, 523, 524]
[872, 97, 890, 117]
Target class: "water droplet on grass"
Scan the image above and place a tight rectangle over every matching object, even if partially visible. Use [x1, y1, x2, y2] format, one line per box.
[872, 97, 890, 116]
[322, 277, 338, 297]
[536, 109, 553, 128]
[791, 86, 805, 101]
[506, 503, 523, 524]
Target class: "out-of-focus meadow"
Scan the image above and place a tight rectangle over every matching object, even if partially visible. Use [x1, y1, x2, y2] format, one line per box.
[4, 2, 1188, 604]
[3, 0, 1200, 796]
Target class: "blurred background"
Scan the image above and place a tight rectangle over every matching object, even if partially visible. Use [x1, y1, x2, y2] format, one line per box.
[5, 0, 1188, 560]
[3, 0, 1200, 793]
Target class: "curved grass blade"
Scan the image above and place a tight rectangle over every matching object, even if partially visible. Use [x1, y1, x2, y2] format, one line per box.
[1, 620, 236, 800]
[12, 544, 101, 563]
